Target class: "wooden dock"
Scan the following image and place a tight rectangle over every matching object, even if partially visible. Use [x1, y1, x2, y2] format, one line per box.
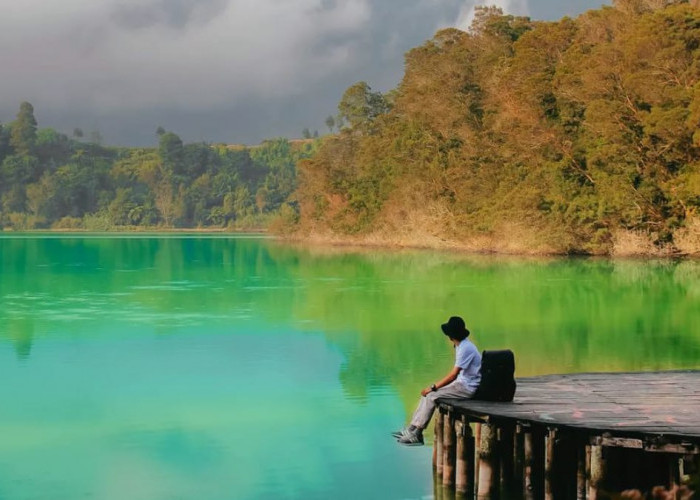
[433, 371, 700, 500]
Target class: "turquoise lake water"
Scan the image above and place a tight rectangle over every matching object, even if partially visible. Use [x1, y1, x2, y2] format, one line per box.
[1, 235, 699, 499]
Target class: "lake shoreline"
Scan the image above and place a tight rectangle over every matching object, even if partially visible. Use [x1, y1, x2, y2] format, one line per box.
[279, 231, 700, 259]
[0, 227, 268, 234]
[3, 227, 699, 258]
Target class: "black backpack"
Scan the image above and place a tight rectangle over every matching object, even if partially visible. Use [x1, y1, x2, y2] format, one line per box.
[473, 350, 516, 402]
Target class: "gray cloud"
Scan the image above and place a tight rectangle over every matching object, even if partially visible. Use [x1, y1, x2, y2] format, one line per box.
[112, 0, 230, 31]
[0, 0, 609, 146]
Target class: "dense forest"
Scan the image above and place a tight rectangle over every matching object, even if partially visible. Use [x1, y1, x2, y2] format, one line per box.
[3, 0, 700, 255]
[293, 0, 700, 255]
[0, 102, 315, 231]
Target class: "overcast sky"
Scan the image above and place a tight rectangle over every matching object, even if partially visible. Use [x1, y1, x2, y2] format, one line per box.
[0, 0, 609, 146]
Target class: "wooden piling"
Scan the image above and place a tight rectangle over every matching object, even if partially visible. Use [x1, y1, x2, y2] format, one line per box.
[467, 422, 476, 498]
[429, 371, 700, 500]
[523, 427, 545, 500]
[436, 410, 445, 476]
[545, 428, 556, 500]
[514, 425, 525, 495]
[434, 468, 445, 500]
[588, 445, 605, 500]
[444, 485, 457, 500]
[434, 443, 437, 472]
[576, 439, 587, 500]
[585, 445, 591, 498]
[443, 410, 457, 487]
[668, 456, 680, 490]
[455, 418, 476, 498]
[499, 425, 515, 498]
[477, 423, 498, 500]
[523, 429, 535, 500]
[474, 423, 482, 494]
[456, 420, 467, 493]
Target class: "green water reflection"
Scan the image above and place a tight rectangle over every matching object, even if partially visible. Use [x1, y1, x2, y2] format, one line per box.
[1, 235, 699, 499]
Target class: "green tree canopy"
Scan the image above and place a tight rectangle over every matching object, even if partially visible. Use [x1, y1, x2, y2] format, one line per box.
[292, 1, 700, 255]
[325, 115, 335, 133]
[158, 131, 184, 175]
[0, 105, 310, 232]
[10, 102, 38, 156]
[337, 82, 391, 133]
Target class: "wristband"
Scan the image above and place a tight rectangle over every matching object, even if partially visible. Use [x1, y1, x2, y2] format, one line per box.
[430, 384, 437, 392]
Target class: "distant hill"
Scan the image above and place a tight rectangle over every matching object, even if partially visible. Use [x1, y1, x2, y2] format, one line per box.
[289, 0, 700, 256]
[0, 112, 317, 231]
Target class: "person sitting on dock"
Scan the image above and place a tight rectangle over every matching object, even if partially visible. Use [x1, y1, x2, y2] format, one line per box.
[394, 316, 482, 445]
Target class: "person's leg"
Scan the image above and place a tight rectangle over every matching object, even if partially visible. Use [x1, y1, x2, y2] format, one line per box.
[393, 397, 429, 436]
[409, 381, 474, 431]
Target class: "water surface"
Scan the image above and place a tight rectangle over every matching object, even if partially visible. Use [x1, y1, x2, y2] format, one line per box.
[1, 235, 699, 499]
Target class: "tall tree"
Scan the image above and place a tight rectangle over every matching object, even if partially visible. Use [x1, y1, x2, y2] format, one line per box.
[158, 131, 184, 174]
[325, 115, 336, 133]
[0, 123, 8, 165]
[338, 82, 391, 134]
[10, 102, 38, 156]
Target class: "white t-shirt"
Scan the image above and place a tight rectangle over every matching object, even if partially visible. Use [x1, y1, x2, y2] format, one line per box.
[455, 339, 481, 392]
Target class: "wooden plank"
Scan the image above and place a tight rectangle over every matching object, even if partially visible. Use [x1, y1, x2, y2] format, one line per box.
[643, 442, 700, 454]
[438, 371, 700, 442]
[591, 436, 643, 449]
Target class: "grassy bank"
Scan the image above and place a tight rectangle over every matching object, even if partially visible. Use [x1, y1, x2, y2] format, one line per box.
[285, 220, 700, 257]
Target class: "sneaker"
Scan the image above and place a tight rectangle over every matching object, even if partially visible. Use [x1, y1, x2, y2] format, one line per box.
[391, 427, 413, 438]
[397, 430, 424, 446]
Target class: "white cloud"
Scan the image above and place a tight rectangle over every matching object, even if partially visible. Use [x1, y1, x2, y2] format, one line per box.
[456, 0, 530, 31]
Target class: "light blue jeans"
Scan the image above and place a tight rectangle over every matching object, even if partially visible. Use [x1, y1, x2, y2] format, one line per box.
[409, 379, 475, 430]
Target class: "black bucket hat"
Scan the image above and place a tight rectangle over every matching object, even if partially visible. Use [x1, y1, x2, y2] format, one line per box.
[441, 316, 470, 340]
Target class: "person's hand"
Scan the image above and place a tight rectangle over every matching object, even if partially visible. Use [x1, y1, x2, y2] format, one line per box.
[420, 387, 431, 397]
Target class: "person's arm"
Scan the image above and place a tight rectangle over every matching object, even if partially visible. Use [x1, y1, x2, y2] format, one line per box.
[420, 366, 461, 396]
